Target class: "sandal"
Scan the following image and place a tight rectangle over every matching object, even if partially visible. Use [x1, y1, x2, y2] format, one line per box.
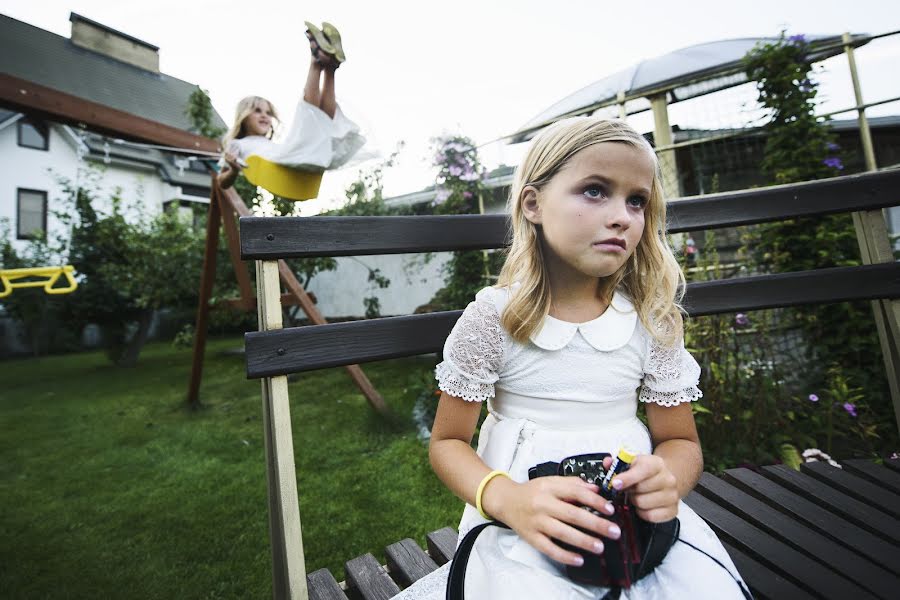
[321, 22, 346, 63]
[305, 21, 336, 56]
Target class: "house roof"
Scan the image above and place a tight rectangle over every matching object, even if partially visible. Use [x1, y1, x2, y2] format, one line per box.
[511, 34, 868, 142]
[0, 13, 225, 135]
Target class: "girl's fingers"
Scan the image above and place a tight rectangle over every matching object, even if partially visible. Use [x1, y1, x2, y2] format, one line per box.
[531, 533, 588, 567]
[635, 504, 679, 523]
[541, 520, 606, 559]
[630, 488, 678, 512]
[552, 502, 621, 540]
[608, 456, 664, 491]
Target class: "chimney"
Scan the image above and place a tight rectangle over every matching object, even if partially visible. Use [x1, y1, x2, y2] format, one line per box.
[69, 12, 160, 73]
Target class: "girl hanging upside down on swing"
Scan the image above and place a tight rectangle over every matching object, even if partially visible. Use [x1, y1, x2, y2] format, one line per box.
[217, 22, 365, 194]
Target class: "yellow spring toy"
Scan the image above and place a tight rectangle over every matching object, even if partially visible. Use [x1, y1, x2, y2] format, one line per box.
[0, 265, 78, 298]
[242, 155, 323, 201]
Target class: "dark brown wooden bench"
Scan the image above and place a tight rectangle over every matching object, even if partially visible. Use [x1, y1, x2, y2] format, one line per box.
[240, 169, 900, 599]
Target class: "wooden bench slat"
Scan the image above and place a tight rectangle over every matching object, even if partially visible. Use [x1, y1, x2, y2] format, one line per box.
[885, 458, 900, 473]
[667, 169, 900, 232]
[244, 263, 900, 378]
[734, 467, 900, 572]
[426, 527, 458, 566]
[801, 461, 900, 519]
[683, 262, 900, 316]
[841, 459, 900, 495]
[684, 491, 876, 600]
[245, 311, 461, 379]
[240, 214, 510, 259]
[761, 465, 900, 540]
[307, 568, 347, 600]
[697, 473, 900, 598]
[238, 171, 900, 259]
[720, 541, 817, 600]
[385, 538, 439, 588]
[344, 554, 400, 600]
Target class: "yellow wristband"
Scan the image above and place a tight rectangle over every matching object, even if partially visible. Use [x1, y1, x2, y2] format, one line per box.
[475, 470, 510, 520]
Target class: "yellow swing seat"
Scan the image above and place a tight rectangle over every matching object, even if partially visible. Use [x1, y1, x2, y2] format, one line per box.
[0, 265, 78, 298]
[242, 155, 323, 201]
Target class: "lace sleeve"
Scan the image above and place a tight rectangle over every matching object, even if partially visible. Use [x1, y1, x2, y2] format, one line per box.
[639, 335, 703, 407]
[434, 299, 504, 402]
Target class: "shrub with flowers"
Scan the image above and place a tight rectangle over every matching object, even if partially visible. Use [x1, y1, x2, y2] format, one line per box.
[739, 31, 893, 459]
[423, 135, 490, 310]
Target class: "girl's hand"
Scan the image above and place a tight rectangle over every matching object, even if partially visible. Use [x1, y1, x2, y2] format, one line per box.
[605, 454, 679, 522]
[223, 152, 241, 172]
[483, 475, 619, 567]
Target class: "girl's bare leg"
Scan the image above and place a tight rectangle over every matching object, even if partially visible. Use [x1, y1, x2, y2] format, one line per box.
[319, 65, 337, 119]
[303, 56, 323, 106]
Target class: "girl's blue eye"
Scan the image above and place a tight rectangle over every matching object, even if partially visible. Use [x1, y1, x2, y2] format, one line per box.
[628, 195, 648, 208]
[584, 185, 605, 199]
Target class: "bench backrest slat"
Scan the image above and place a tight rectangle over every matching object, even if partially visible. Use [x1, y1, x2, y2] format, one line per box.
[245, 262, 900, 378]
[240, 170, 900, 260]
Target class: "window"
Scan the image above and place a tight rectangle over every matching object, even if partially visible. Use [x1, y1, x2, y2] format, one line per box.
[17, 189, 47, 240]
[17, 118, 49, 150]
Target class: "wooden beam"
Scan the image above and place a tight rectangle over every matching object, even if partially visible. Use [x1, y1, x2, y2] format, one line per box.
[0, 73, 219, 153]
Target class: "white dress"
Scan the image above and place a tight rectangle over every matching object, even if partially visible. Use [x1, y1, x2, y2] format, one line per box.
[227, 99, 365, 172]
[393, 286, 747, 600]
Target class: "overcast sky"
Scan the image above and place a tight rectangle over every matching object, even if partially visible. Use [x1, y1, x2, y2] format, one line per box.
[2, 1, 899, 214]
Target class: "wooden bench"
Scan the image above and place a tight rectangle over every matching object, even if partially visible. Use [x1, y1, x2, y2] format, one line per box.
[240, 169, 900, 599]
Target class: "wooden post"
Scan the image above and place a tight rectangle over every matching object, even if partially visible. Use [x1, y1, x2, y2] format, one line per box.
[617, 90, 627, 120]
[187, 184, 222, 408]
[650, 93, 679, 199]
[257, 260, 307, 600]
[217, 185, 255, 310]
[843, 32, 900, 433]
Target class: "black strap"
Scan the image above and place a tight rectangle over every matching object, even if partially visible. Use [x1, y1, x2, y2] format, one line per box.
[445, 521, 509, 600]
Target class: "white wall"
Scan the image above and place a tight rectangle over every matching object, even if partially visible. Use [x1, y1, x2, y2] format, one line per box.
[305, 252, 453, 318]
[0, 118, 194, 257]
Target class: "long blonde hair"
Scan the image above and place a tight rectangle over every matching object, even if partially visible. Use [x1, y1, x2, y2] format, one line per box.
[223, 96, 280, 146]
[497, 117, 686, 346]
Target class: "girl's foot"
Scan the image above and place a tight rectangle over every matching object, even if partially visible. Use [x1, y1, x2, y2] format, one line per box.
[321, 22, 346, 63]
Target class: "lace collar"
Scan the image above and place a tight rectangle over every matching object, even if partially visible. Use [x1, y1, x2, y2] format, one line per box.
[475, 285, 639, 352]
[529, 292, 638, 351]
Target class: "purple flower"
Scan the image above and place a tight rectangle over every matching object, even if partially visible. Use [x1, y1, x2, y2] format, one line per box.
[788, 34, 807, 45]
[823, 157, 844, 170]
[826, 142, 840, 152]
[735, 313, 749, 326]
[460, 170, 480, 182]
[463, 191, 473, 199]
[843, 402, 857, 417]
[808, 393, 819, 402]
[448, 165, 463, 177]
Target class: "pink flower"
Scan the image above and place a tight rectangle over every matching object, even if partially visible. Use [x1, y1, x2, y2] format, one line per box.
[808, 394, 819, 402]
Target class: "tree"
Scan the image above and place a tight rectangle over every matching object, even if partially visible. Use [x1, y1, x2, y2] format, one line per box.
[26, 170, 207, 366]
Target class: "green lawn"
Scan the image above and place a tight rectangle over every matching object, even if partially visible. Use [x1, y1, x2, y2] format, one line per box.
[0, 338, 461, 598]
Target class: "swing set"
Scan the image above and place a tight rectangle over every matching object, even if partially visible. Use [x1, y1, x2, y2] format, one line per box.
[186, 156, 386, 413]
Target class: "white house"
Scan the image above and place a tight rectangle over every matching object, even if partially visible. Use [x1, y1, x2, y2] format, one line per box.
[1, 12, 225, 355]
[0, 12, 225, 254]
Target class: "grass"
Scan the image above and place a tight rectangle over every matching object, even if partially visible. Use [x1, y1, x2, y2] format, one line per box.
[0, 337, 461, 598]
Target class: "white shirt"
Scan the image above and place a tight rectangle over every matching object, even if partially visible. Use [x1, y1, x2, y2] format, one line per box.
[435, 285, 702, 430]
